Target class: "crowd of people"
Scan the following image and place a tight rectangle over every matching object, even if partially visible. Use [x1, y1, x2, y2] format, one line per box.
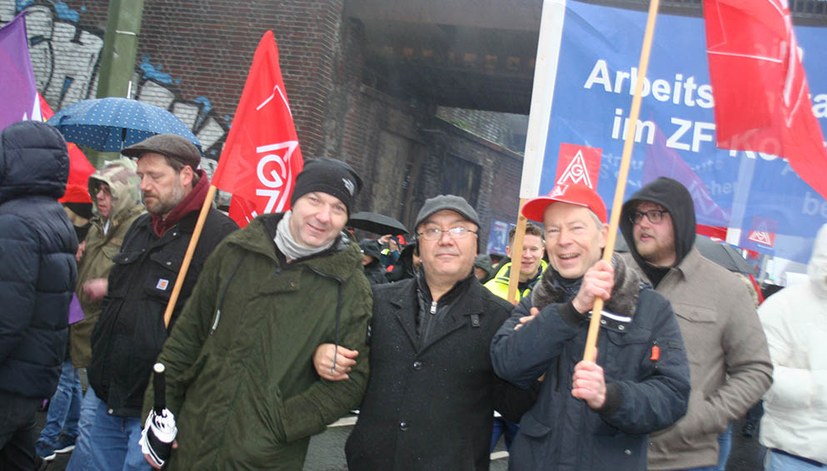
[1, 121, 824, 470]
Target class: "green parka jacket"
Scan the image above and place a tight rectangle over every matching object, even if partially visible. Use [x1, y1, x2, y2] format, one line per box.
[70, 159, 144, 368]
[147, 213, 373, 470]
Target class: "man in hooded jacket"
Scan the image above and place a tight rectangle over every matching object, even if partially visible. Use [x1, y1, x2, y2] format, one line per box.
[758, 223, 827, 469]
[491, 183, 690, 471]
[53, 158, 145, 467]
[0, 121, 78, 469]
[619, 177, 772, 470]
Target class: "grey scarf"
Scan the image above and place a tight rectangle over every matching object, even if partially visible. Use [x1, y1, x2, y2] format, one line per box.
[274, 210, 334, 261]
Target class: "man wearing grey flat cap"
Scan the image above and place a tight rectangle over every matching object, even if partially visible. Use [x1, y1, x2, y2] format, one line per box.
[74, 134, 237, 471]
[315, 194, 533, 470]
[144, 158, 373, 470]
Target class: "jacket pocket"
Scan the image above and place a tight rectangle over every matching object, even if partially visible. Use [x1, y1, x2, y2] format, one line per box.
[602, 328, 650, 381]
[142, 251, 183, 302]
[671, 303, 717, 367]
[519, 412, 552, 438]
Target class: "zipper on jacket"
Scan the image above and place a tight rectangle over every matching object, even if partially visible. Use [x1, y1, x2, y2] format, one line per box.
[209, 253, 248, 335]
[430, 300, 437, 315]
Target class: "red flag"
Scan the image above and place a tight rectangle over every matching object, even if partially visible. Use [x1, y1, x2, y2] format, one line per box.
[704, 0, 827, 200]
[39, 94, 95, 204]
[212, 31, 303, 227]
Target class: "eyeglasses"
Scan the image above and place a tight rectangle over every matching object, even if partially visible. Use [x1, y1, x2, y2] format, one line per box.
[417, 226, 478, 241]
[630, 209, 669, 224]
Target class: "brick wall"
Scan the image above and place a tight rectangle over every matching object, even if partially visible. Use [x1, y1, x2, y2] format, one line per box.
[20, 0, 526, 244]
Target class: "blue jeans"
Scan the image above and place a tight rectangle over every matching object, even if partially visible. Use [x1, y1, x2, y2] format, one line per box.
[66, 386, 98, 471]
[765, 449, 827, 470]
[489, 416, 520, 452]
[37, 359, 82, 447]
[68, 387, 149, 471]
[718, 422, 733, 471]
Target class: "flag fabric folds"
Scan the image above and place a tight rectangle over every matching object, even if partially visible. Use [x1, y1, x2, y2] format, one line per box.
[0, 12, 41, 130]
[211, 31, 304, 227]
[704, 0, 827, 200]
[39, 94, 95, 204]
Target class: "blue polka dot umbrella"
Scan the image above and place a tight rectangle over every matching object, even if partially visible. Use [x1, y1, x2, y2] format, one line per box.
[46, 97, 201, 152]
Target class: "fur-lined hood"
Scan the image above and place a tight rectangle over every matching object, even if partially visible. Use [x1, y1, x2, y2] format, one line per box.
[532, 253, 645, 317]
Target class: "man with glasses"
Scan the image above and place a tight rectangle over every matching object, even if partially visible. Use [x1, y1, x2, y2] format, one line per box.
[619, 177, 772, 471]
[321, 194, 529, 470]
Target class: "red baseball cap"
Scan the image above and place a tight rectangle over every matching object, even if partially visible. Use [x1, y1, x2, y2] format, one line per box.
[521, 184, 607, 223]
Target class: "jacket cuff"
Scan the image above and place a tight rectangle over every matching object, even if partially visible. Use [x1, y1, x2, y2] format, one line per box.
[597, 382, 621, 415]
[560, 301, 585, 326]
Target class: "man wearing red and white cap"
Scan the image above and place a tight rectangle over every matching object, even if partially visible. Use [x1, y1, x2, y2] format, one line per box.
[490, 184, 691, 471]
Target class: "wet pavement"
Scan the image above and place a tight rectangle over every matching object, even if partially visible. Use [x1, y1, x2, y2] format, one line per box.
[38, 412, 766, 470]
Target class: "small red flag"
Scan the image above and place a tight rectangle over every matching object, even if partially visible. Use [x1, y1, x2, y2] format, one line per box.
[704, 0, 827, 200]
[212, 31, 304, 227]
[40, 94, 95, 204]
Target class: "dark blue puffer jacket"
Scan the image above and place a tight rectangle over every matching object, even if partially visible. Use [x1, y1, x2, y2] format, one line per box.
[0, 120, 78, 399]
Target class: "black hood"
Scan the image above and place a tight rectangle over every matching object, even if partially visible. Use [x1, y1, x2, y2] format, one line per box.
[0, 120, 69, 204]
[620, 177, 696, 268]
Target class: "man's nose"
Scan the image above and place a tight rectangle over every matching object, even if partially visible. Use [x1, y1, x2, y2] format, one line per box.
[316, 205, 332, 223]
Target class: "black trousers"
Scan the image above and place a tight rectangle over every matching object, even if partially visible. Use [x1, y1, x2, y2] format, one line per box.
[0, 391, 41, 471]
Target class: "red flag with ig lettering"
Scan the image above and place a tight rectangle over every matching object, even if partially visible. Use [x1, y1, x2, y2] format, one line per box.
[704, 0, 827, 200]
[211, 31, 304, 227]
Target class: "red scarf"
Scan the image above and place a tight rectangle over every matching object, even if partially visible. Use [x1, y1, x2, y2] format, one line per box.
[150, 169, 209, 237]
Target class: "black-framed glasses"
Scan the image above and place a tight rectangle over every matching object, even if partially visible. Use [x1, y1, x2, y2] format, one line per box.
[630, 209, 669, 224]
[417, 226, 478, 241]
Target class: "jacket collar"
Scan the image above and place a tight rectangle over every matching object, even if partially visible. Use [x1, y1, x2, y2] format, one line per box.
[533, 253, 643, 317]
[389, 276, 487, 352]
[228, 213, 362, 282]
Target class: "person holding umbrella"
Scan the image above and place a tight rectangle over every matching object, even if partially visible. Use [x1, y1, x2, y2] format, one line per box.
[75, 134, 237, 470]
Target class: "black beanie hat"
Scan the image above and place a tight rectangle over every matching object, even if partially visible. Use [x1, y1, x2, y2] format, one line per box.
[290, 158, 363, 214]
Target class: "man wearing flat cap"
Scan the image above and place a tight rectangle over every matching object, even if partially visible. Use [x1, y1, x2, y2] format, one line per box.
[144, 158, 373, 469]
[315, 194, 533, 470]
[490, 184, 690, 470]
[75, 134, 238, 470]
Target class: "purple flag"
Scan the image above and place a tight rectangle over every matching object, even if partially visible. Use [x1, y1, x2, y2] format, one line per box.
[0, 13, 41, 130]
[68, 293, 85, 325]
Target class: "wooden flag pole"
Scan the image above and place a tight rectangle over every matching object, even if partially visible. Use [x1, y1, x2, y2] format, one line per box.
[162, 184, 218, 328]
[506, 198, 529, 305]
[583, 0, 661, 362]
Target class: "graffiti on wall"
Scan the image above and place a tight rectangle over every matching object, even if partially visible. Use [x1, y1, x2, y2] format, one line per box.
[0, 0, 229, 160]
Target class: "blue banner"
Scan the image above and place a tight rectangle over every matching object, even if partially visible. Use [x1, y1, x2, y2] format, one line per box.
[541, 1, 827, 263]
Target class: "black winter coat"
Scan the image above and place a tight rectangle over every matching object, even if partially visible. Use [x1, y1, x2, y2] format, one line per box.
[88, 207, 236, 416]
[346, 274, 522, 471]
[0, 121, 78, 399]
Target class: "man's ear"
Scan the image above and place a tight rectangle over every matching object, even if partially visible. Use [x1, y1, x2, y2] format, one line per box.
[179, 165, 195, 188]
[598, 223, 609, 249]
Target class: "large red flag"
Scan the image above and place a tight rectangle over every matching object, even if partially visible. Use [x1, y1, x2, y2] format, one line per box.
[704, 0, 827, 200]
[212, 31, 304, 227]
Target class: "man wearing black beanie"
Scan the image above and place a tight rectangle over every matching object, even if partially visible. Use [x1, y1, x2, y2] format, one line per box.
[143, 157, 373, 470]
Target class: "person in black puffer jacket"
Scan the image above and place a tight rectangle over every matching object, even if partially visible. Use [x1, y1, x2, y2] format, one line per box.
[0, 121, 78, 469]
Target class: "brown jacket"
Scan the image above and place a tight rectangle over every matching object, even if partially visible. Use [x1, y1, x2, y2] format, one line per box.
[69, 160, 144, 368]
[624, 249, 772, 469]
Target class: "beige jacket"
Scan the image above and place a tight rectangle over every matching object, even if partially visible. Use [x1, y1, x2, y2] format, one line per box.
[623, 249, 772, 470]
